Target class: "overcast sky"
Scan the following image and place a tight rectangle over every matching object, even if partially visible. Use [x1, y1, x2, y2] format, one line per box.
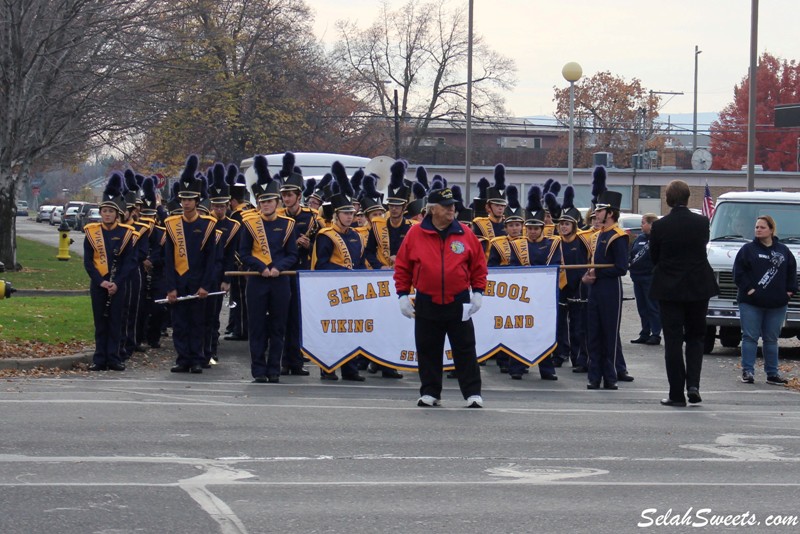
[306, 0, 796, 126]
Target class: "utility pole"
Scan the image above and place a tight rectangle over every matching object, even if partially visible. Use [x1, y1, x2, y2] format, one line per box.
[693, 45, 702, 152]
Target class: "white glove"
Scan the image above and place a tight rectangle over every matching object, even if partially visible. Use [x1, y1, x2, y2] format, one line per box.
[469, 291, 483, 316]
[399, 295, 415, 319]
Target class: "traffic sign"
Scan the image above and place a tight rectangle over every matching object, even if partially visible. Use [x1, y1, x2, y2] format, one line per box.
[155, 173, 166, 189]
[32, 186, 40, 197]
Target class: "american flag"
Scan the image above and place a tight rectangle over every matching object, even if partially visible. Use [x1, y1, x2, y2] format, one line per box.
[702, 182, 715, 219]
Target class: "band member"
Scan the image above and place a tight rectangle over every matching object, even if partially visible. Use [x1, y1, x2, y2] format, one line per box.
[140, 177, 168, 350]
[582, 167, 630, 390]
[84, 173, 137, 371]
[311, 181, 366, 382]
[394, 187, 487, 408]
[277, 152, 320, 376]
[541, 179, 561, 238]
[487, 186, 524, 267]
[504, 188, 561, 381]
[553, 186, 592, 371]
[206, 163, 241, 365]
[472, 164, 508, 254]
[365, 173, 413, 270]
[239, 155, 298, 383]
[164, 155, 218, 374]
[224, 169, 252, 341]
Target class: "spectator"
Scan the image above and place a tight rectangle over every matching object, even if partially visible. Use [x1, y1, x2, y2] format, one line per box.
[629, 213, 661, 345]
[734, 215, 797, 385]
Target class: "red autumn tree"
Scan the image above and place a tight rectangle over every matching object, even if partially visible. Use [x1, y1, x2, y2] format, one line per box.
[710, 52, 800, 171]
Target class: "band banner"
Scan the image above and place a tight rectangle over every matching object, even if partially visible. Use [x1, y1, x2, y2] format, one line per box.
[299, 267, 558, 372]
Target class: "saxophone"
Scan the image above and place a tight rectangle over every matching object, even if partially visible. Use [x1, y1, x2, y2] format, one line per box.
[103, 248, 121, 318]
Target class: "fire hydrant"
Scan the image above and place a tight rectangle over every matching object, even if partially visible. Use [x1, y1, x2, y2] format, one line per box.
[57, 219, 74, 261]
[0, 280, 15, 299]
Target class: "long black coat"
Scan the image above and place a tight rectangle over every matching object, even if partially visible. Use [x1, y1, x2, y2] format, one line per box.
[649, 206, 719, 302]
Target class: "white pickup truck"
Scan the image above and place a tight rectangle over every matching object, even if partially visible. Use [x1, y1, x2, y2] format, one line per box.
[704, 191, 800, 353]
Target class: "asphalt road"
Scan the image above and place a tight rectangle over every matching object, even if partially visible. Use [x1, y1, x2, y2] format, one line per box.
[4, 216, 800, 533]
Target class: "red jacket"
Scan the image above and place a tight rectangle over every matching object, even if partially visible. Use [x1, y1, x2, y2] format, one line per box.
[394, 216, 487, 304]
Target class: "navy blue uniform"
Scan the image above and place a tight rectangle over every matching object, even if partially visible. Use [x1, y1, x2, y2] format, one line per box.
[556, 233, 591, 367]
[204, 217, 240, 362]
[120, 220, 149, 359]
[629, 232, 661, 339]
[239, 214, 298, 379]
[226, 204, 253, 338]
[587, 224, 629, 386]
[164, 213, 217, 368]
[83, 222, 137, 368]
[144, 224, 167, 347]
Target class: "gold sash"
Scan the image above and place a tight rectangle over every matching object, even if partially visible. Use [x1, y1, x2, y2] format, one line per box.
[472, 217, 496, 240]
[489, 236, 513, 266]
[85, 223, 109, 276]
[242, 216, 274, 267]
[510, 238, 530, 266]
[370, 218, 392, 267]
[164, 216, 189, 275]
[314, 227, 353, 269]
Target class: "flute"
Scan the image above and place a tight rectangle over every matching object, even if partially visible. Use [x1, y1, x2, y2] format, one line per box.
[154, 291, 227, 305]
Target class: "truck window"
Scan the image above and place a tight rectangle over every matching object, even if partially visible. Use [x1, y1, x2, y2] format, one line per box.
[711, 202, 800, 242]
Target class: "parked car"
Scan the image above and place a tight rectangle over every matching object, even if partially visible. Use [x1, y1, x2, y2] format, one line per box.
[74, 202, 99, 231]
[36, 205, 57, 223]
[618, 213, 645, 246]
[49, 206, 64, 226]
[84, 207, 102, 225]
[15, 201, 29, 217]
[63, 206, 80, 229]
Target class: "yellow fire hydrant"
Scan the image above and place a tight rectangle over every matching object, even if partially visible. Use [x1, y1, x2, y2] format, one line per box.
[57, 219, 74, 261]
[0, 280, 16, 299]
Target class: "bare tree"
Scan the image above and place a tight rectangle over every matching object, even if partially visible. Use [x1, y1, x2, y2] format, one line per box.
[0, 0, 165, 267]
[332, 0, 516, 153]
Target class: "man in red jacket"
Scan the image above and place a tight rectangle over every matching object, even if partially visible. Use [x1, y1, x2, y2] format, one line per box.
[394, 187, 488, 408]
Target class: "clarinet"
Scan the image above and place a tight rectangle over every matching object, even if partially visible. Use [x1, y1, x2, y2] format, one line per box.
[103, 248, 121, 318]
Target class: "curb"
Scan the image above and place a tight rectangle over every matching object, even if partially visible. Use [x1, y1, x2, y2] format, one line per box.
[12, 289, 89, 297]
[0, 351, 92, 371]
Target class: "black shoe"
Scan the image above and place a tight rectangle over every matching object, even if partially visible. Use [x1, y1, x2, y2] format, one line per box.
[645, 335, 661, 345]
[687, 387, 702, 404]
[252, 376, 268, 383]
[540, 374, 558, 381]
[603, 382, 618, 390]
[133, 345, 146, 353]
[190, 365, 203, 374]
[267, 375, 280, 383]
[446, 371, 458, 379]
[288, 367, 310, 376]
[510, 373, 523, 380]
[587, 382, 601, 390]
[381, 369, 403, 379]
[170, 365, 191, 373]
[107, 362, 126, 372]
[367, 362, 379, 374]
[280, 366, 291, 376]
[223, 333, 246, 341]
[552, 358, 564, 368]
[617, 372, 634, 382]
[498, 366, 509, 374]
[342, 374, 366, 382]
[660, 398, 687, 407]
[572, 366, 588, 373]
[88, 364, 107, 371]
[630, 335, 649, 344]
[320, 373, 339, 381]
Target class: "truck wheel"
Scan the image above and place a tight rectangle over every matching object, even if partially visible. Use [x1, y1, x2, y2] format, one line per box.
[704, 325, 716, 354]
[720, 326, 741, 348]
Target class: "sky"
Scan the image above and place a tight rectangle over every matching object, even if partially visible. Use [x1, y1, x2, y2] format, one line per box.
[305, 0, 797, 129]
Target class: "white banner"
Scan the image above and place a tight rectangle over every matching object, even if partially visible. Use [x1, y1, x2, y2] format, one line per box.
[299, 267, 558, 372]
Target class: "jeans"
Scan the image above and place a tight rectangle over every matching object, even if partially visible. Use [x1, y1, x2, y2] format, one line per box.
[632, 275, 661, 337]
[739, 302, 787, 376]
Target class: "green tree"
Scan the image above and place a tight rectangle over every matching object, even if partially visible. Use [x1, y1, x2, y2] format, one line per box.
[710, 52, 800, 171]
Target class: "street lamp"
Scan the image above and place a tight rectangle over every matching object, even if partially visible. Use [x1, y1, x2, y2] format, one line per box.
[562, 62, 583, 186]
[693, 45, 702, 152]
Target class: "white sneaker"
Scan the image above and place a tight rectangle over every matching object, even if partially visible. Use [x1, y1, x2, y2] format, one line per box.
[466, 395, 484, 408]
[417, 395, 441, 407]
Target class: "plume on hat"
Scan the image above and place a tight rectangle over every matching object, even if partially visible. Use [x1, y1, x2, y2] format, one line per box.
[389, 160, 406, 189]
[181, 155, 199, 183]
[493, 164, 506, 189]
[550, 181, 561, 197]
[198, 174, 209, 199]
[225, 164, 238, 185]
[303, 177, 316, 198]
[104, 172, 123, 198]
[507, 185, 520, 210]
[143, 176, 156, 203]
[124, 169, 138, 193]
[563, 186, 576, 210]
[412, 182, 427, 200]
[170, 180, 181, 201]
[415, 166, 429, 190]
[316, 173, 332, 192]
[430, 176, 444, 191]
[543, 178, 553, 195]
[350, 168, 364, 195]
[253, 155, 272, 186]
[477, 177, 490, 199]
[451, 184, 464, 204]
[280, 152, 296, 178]
[362, 174, 380, 199]
[135, 173, 144, 188]
[545, 192, 561, 219]
[591, 166, 607, 202]
[331, 161, 354, 197]
[527, 186, 543, 212]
